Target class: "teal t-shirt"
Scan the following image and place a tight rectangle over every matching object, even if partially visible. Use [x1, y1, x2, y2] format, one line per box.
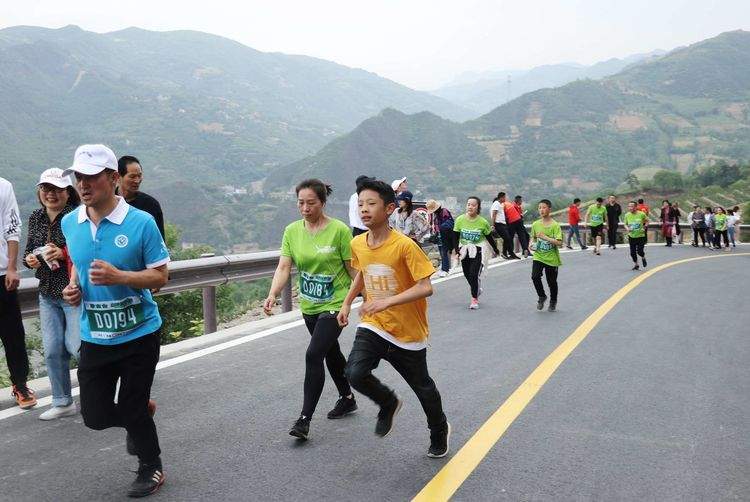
[715, 213, 728, 231]
[453, 214, 492, 246]
[281, 218, 352, 315]
[624, 211, 647, 238]
[531, 219, 562, 267]
[588, 205, 607, 227]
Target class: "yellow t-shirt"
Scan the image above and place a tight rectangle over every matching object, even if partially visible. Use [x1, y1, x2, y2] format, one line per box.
[351, 229, 435, 344]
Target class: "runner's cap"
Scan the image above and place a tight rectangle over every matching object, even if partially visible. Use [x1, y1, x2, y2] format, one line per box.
[395, 190, 413, 202]
[63, 144, 117, 177]
[37, 168, 73, 188]
[391, 177, 407, 191]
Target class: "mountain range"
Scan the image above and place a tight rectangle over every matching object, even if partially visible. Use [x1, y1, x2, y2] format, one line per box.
[0, 24, 469, 202]
[432, 51, 665, 116]
[271, 30, 750, 209]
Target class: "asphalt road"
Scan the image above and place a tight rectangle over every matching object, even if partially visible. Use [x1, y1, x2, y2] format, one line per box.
[1, 245, 747, 501]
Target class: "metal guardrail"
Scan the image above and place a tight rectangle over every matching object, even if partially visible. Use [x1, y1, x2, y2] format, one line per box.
[17, 250, 292, 334]
[16, 223, 748, 333]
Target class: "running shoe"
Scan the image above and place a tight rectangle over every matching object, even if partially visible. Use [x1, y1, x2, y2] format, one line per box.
[327, 396, 358, 419]
[12, 385, 37, 409]
[469, 299, 479, 310]
[375, 397, 403, 437]
[127, 459, 165, 498]
[536, 297, 547, 310]
[548, 302, 557, 312]
[510, 255, 522, 260]
[289, 415, 311, 440]
[565, 245, 573, 250]
[632, 264, 640, 270]
[127, 400, 157, 455]
[581, 246, 588, 250]
[642, 257, 647, 268]
[39, 402, 77, 421]
[427, 422, 452, 458]
[437, 270, 448, 277]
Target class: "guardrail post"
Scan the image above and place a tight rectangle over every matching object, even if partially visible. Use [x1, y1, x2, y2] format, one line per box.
[281, 279, 293, 313]
[200, 252, 218, 334]
[202, 286, 217, 334]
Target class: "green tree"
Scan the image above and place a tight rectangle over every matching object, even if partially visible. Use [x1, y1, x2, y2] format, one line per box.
[653, 170, 684, 192]
[624, 173, 640, 191]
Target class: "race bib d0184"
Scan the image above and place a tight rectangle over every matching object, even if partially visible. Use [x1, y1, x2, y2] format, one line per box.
[85, 296, 146, 339]
[299, 272, 335, 303]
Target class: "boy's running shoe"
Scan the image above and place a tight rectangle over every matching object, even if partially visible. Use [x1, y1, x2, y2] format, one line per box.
[375, 397, 402, 437]
[632, 264, 640, 270]
[327, 396, 357, 419]
[289, 415, 311, 440]
[642, 257, 647, 268]
[127, 460, 165, 498]
[536, 297, 547, 311]
[427, 422, 451, 458]
[548, 302, 557, 312]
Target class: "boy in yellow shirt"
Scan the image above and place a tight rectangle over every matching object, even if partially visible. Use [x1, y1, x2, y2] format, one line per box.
[337, 179, 450, 458]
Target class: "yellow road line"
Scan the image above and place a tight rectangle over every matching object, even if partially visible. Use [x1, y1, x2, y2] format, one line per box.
[413, 252, 750, 502]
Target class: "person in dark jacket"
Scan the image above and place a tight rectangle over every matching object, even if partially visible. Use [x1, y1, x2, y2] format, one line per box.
[605, 194, 622, 249]
[117, 156, 165, 239]
[660, 200, 677, 246]
[426, 199, 455, 276]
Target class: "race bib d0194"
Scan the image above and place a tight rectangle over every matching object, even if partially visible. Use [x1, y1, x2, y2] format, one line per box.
[85, 296, 146, 339]
[299, 272, 335, 303]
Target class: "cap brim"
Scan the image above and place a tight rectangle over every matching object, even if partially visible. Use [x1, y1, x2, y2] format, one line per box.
[37, 179, 72, 188]
[63, 164, 109, 177]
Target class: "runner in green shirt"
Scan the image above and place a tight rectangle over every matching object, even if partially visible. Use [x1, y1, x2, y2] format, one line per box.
[530, 199, 563, 311]
[585, 197, 607, 255]
[264, 179, 357, 440]
[624, 201, 648, 270]
[452, 197, 499, 310]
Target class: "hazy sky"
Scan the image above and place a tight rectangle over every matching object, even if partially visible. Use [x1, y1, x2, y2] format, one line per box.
[2, 0, 749, 89]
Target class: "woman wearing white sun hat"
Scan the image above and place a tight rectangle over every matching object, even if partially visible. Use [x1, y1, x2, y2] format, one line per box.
[23, 168, 82, 420]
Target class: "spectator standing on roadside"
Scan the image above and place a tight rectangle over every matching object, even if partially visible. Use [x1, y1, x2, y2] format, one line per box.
[514, 195, 532, 257]
[426, 199, 455, 277]
[605, 194, 622, 249]
[117, 156, 165, 239]
[704, 207, 715, 248]
[660, 200, 677, 247]
[727, 209, 739, 248]
[24, 168, 81, 420]
[689, 205, 707, 247]
[490, 192, 517, 259]
[391, 177, 407, 197]
[731, 205, 742, 243]
[349, 175, 371, 237]
[673, 202, 682, 244]
[565, 198, 587, 250]
[0, 176, 37, 409]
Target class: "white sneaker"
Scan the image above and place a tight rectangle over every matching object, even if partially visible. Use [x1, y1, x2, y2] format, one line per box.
[437, 270, 448, 277]
[469, 299, 479, 310]
[39, 403, 77, 420]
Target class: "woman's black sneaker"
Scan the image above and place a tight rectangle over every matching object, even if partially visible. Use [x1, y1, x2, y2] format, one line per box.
[127, 460, 165, 498]
[536, 297, 546, 311]
[327, 396, 358, 419]
[548, 302, 557, 312]
[375, 397, 402, 437]
[289, 416, 311, 440]
[427, 422, 451, 458]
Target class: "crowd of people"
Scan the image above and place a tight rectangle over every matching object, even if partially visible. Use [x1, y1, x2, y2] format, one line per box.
[0, 156, 745, 498]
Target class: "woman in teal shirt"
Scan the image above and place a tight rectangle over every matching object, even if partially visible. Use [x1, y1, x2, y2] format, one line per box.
[264, 179, 357, 440]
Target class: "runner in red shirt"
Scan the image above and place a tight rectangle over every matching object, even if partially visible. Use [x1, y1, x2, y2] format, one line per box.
[500, 194, 529, 257]
[565, 198, 587, 249]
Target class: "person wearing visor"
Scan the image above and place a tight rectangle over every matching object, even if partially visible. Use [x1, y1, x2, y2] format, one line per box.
[61, 144, 170, 498]
[23, 168, 81, 420]
[391, 177, 407, 196]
